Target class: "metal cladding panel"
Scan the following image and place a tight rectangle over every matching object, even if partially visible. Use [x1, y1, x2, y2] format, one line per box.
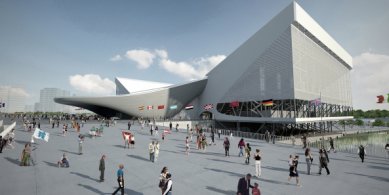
[55, 79, 207, 118]
[294, 2, 352, 67]
[291, 25, 352, 106]
[200, 3, 295, 108]
[219, 27, 294, 103]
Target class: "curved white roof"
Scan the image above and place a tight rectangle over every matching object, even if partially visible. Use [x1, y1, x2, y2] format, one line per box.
[115, 77, 172, 93]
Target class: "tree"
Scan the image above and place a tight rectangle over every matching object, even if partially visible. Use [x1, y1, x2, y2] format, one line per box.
[355, 119, 364, 126]
[372, 119, 385, 127]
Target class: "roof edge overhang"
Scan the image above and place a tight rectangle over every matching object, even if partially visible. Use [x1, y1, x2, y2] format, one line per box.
[293, 2, 352, 68]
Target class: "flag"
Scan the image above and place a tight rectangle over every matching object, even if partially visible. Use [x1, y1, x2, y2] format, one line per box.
[377, 95, 384, 103]
[138, 106, 144, 110]
[310, 98, 321, 106]
[387, 94, 389, 103]
[185, 105, 194, 110]
[230, 101, 239, 108]
[147, 105, 153, 110]
[163, 129, 171, 134]
[158, 105, 165, 110]
[204, 104, 213, 110]
[169, 105, 177, 110]
[122, 130, 131, 140]
[262, 99, 273, 106]
[33, 128, 49, 142]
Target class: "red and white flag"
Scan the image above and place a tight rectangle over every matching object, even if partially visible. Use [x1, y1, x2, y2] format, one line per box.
[158, 105, 165, 110]
[147, 105, 153, 110]
[163, 129, 171, 134]
[204, 104, 213, 110]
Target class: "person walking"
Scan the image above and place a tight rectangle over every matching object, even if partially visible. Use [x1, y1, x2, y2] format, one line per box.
[358, 145, 366, 163]
[385, 143, 389, 158]
[238, 138, 245, 157]
[20, 143, 31, 166]
[217, 129, 221, 139]
[318, 149, 330, 175]
[99, 155, 105, 182]
[154, 141, 160, 162]
[149, 141, 155, 162]
[237, 173, 253, 195]
[288, 155, 301, 186]
[159, 167, 169, 194]
[162, 173, 173, 195]
[0, 136, 6, 153]
[128, 121, 131, 130]
[78, 135, 84, 155]
[210, 130, 215, 145]
[223, 137, 230, 157]
[112, 164, 124, 195]
[305, 148, 313, 175]
[328, 137, 336, 153]
[254, 149, 261, 177]
[175, 123, 179, 132]
[155, 126, 159, 137]
[185, 137, 190, 155]
[150, 125, 153, 136]
[169, 122, 172, 131]
[245, 143, 251, 164]
[252, 183, 261, 195]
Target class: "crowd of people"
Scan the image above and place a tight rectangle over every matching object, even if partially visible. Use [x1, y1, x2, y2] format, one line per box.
[1, 114, 388, 195]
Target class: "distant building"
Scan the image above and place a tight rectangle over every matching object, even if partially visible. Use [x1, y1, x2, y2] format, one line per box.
[39, 88, 70, 112]
[24, 105, 34, 112]
[0, 86, 28, 113]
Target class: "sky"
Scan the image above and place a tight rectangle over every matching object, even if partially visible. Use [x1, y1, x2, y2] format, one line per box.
[0, 0, 388, 111]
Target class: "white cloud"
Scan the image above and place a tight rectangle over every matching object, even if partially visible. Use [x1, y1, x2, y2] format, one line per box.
[110, 54, 122, 62]
[69, 74, 115, 95]
[125, 49, 155, 69]
[155, 49, 168, 59]
[157, 50, 226, 80]
[352, 52, 389, 110]
[0, 86, 30, 97]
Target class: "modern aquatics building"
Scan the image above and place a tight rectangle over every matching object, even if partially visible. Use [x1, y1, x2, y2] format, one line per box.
[55, 2, 353, 133]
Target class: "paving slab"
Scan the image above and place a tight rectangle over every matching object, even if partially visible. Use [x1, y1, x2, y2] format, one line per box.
[0, 118, 388, 195]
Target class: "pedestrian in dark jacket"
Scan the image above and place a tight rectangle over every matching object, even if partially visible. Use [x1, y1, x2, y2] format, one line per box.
[237, 173, 253, 195]
[318, 149, 330, 175]
[99, 155, 105, 182]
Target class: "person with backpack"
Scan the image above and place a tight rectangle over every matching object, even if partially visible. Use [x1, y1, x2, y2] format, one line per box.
[223, 137, 230, 157]
[318, 149, 330, 175]
[162, 173, 172, 195]
[245, 143, 251, 164]
[238, 138, 245, 157]
[358, 145, 366, 163]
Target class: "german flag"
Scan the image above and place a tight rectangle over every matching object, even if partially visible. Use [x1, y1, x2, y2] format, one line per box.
[262, 99, 274, 106]
[138, 106, 144, 110]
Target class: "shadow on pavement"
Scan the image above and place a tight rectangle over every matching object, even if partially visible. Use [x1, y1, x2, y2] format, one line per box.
[206, 186, 236, 194]
[71, 171, 100, 182]
[262, 166, 290, 172]
[367, 165, 389, 171]
[4, 157, 20, 166]
[204, 167, 242, 177]
[344, 172, 389, 182]
[127, 154, 150, 162]
[43, 160, 58, 168]
[78, 184, 109, 194]
[258, 177, 294, 186]
[206, 158, 243, 165]
[59, 149, 79, 155]
[124, 188, 143, 195]
[113, 144, 126, 149]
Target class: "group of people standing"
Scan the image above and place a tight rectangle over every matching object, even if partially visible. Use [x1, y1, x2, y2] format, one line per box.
[148, 141, 160, 163]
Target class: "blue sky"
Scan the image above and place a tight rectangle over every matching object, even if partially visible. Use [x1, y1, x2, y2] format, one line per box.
[1, 0, 389, 110]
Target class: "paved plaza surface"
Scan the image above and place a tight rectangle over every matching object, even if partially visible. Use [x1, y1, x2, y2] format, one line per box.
[0, 118, 388, 195]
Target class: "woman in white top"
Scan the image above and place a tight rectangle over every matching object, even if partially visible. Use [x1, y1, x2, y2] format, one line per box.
[253, 149, 262, 177]
[154, 141, 160, 162]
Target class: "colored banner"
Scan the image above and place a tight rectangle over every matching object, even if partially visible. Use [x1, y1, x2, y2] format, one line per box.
[377, 95, 384, 103]
[169, 105, 177, 110]
[185, 105, 194, 110]
[230, 101, 239, 108]
[158, 105, 165, 110]
[33, 128, 49, 142]
[147, 105, 153, 110]
[204, 104, 213, 110]
[138, 106, 144, 110]
[262, 99, 273, 106]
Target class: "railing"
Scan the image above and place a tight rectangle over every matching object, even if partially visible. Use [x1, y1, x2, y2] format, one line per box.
[200, 128, 291, 142]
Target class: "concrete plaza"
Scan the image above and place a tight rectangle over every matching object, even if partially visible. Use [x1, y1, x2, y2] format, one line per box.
[0, 118, 388, 195]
